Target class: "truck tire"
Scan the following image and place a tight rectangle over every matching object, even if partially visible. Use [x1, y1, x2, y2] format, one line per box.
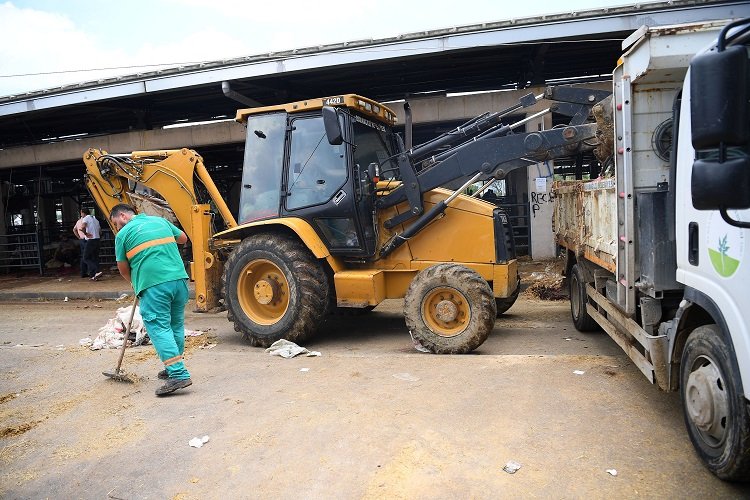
[569, 264, 599, 332]
[222, 233, 329, 347]
[404, 263, 496, 354]
[495, 273, 520, 316]
[680, 324, 750, 480]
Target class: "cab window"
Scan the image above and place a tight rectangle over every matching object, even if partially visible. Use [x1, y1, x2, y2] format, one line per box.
[286, 116, 347, 210]
[238, 113, 286, 223]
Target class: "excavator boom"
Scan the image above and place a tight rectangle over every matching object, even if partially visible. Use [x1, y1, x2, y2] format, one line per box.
[82, 147, 237, 311]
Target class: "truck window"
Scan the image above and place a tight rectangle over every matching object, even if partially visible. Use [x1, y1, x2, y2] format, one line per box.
[286, 116, 347, 210]
[239, 112, 286, 223]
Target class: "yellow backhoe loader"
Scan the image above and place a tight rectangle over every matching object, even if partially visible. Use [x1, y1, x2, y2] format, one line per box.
[84, 88, 607, 353]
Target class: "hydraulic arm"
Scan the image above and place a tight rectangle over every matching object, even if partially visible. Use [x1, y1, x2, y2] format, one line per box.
[82, 148, 237, 311]
[377, 86, 611, 257]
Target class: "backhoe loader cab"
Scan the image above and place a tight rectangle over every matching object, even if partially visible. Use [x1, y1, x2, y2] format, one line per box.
[234, 95, 399, 260]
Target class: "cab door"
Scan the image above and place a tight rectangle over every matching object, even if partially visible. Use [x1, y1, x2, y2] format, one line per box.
[281, 113, 372, 257]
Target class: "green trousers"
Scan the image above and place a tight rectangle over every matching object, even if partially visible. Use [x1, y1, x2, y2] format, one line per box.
[139, 279, 190, 380]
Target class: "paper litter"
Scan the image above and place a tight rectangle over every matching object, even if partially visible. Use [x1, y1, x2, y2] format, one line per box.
[409, 330, 431, 353]
[85, 304, 148, 350]
[189, 435, 210, 448]
[84, 305, 205, 350]
[503, 461, 522, 474]
[265, 339, 321, 358]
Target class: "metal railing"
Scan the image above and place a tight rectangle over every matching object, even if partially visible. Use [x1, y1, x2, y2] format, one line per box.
[0, 231, 44, 275]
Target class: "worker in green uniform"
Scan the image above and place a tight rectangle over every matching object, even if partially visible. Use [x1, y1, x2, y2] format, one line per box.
[109, 203, 192, 396]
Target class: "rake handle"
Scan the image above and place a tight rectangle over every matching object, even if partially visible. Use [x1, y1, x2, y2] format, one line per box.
[113, 296, 139, 373]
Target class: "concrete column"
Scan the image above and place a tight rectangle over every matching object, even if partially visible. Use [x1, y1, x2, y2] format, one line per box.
[526, 113, 556, 260]
[37, 196, 56, 233]
[62, 196, 79, 225]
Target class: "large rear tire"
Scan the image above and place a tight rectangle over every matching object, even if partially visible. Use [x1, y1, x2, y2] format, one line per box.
[404, 263, 496, 354]
[569, 263, 599, 332]
[222, 233, 329, 347]
[681, 324, 750, 480]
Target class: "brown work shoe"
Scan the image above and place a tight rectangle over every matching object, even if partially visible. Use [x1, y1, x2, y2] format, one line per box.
[155, 378, 192, 396]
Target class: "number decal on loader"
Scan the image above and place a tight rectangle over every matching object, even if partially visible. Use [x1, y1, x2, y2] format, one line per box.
[324, 96, 344, 106]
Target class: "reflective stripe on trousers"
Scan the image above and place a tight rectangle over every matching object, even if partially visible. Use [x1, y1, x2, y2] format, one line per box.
[139, 279, 190, 380]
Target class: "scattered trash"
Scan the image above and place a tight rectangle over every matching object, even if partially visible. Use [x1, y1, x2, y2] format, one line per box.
[564, 337, 572, 341]
[606, 469, 618, 476]
[393, 373, 420, 382]
[409, 331, 431, 353]
[79, 337, 92, 346]
[503, 461, 522, 474]
[185, 330, 204, 337]
[188, 435, 210, 448]
[265, 339, 321, 358]
[300, 368, 310, 372]
[116, 293, 130, 302]
[90, 305, 148, 350]
[57, 278, 63, 282]
[63, 297, 69, 302]
[573, 370, 585, 375]
[199, 343, 217, 350]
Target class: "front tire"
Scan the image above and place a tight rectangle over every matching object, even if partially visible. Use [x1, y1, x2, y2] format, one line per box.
[569, 264, 599, 332]
[404, 263, 496, 354]
[222, 233, 329, 347]
[681, 324, 750, 480]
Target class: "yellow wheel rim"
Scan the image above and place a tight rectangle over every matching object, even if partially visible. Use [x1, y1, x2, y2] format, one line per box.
[237, 258, 290, 325]
[421, 286, 471, 337]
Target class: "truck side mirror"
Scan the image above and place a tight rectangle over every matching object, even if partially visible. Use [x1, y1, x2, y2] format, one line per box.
[689, 37, 750, 213]
[690, 45, 749, 149]
[692, 157, 750, 210]
[322, 106, 343, 145]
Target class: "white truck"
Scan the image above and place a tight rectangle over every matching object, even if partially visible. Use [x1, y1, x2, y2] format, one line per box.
[554, 18, 750, 480]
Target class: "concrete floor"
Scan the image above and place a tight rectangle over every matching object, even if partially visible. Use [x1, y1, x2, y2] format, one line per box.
[1, 296, 749, 498]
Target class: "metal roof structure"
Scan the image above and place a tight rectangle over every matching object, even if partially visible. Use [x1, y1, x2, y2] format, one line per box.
[0, 0, 746, 155]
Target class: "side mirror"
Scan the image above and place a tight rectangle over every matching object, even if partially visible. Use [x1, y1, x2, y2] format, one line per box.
[322, 106, 343, 145]
[690, 45, 749, 149]
[692, 157, 750, 210]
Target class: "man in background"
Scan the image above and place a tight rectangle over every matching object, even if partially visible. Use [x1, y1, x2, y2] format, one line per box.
[79, 208, 103, 281]
[73, 210, 88, 278]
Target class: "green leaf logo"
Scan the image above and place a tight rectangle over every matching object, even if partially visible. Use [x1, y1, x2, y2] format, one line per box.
[710, 233, 740, 277]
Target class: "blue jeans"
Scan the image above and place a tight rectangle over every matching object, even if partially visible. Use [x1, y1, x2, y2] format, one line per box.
[139, 279, 190, 380]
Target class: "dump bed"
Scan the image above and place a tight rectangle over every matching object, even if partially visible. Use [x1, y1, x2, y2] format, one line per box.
[553, 178, 616, 273]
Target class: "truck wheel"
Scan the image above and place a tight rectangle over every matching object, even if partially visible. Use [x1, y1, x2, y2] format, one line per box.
[222, 233, 329, 347]
[495, 273, 520, 316]
[404, 263, 496, 354]
[680, 324, 750, 480]
[569, 264, 599, 332]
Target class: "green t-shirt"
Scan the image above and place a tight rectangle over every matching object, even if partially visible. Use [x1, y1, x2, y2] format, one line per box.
[114, 214, 188, 295]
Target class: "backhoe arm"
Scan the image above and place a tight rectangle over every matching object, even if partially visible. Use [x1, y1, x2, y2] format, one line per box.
[82, 148, 237, 311]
